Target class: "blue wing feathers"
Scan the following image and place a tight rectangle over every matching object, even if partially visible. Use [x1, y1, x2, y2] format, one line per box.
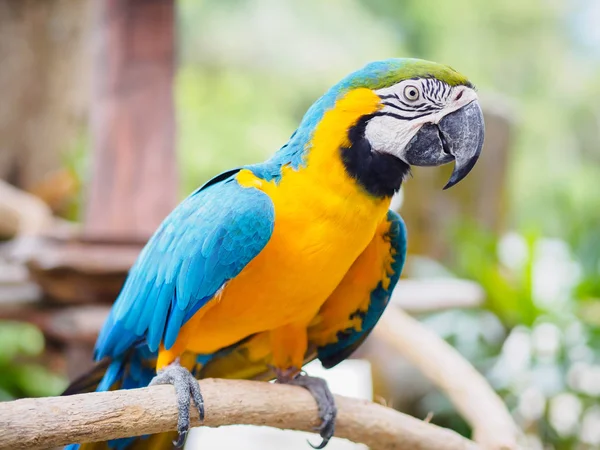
[164, 296, 187, 350]
[146, 283, 172, 352]
[94, 170, 275, 360]
[97, 359, 124, 391]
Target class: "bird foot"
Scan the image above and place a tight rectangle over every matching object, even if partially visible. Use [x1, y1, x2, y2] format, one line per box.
[150, 360, 204, 447]
[281, 371, 337, 449]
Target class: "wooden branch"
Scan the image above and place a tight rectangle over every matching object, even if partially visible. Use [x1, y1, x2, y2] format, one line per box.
[0, 179, 52, 238]
[0, 378, 478, 450]
[374, 307, 521, 450]
[391, 279, 485, 312]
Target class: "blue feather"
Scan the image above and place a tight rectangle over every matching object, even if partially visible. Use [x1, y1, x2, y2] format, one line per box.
[164, 301, 186, 350]
[97, 359, 124, 391]
[94, 170, 274, 361]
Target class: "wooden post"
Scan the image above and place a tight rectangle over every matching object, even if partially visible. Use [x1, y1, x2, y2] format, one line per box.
[84, 0, 177, 242]
[0, 0, 91, 194]
[22, 0, 179, 374]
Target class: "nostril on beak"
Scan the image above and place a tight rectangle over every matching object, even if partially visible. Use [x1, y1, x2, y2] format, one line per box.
[438, 127, 452, 156]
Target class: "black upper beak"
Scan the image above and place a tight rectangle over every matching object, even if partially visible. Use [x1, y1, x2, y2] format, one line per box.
[403, 100, 485, 189]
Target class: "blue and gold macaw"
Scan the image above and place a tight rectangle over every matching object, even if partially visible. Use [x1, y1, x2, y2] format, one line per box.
[64, 58, 484, 450]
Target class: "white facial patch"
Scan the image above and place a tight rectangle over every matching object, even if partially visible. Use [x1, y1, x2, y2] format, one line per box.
[364, 78, 478, 162]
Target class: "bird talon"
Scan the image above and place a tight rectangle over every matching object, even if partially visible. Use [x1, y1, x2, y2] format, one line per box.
[308, 437, 330, 450]
[173, 430, 187, 448]
[150, 361, 203, 448]
[282, 373, 337, 448]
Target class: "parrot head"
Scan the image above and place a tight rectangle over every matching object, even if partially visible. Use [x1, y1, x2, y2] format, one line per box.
[356, 59, 484, 190]
[286, 58, 485, 197]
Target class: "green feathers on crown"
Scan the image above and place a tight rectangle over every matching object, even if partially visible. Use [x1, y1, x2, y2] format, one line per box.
[340, 58, 473, 92]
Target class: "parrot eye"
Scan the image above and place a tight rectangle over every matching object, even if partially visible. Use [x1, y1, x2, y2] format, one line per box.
[403, 85, 420, 102]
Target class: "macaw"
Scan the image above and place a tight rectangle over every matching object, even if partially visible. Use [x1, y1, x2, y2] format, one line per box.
[64, 58, 484, 450]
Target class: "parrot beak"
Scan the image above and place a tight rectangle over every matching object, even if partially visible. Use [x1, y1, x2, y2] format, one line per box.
[402, 100, 485, 189]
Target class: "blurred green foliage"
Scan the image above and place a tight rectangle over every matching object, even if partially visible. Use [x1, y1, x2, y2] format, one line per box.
[60, 130, 88, 222]
[451, 223, 540, 327]
[416, 220, 600, 448]
[420, 306, 600, 449]
[0, 321, 67, 400]
[176, 67, 306, 195]
[176, 0, 600, 243]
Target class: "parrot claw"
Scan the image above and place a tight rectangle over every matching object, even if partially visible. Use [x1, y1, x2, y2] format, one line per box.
[150, 361, 204, 448]
[287, 373, 337, 449]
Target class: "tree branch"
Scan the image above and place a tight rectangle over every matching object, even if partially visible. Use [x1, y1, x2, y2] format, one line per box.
[0, 378, 478, 450]
[374, 307, 521, 450]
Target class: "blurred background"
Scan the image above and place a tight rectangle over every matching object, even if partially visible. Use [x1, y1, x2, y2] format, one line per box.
[1, 0, 600, 449]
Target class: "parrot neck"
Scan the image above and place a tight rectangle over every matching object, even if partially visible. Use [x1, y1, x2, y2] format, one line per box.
[258, 88, 408, 200]
[341, 114, 410, 198]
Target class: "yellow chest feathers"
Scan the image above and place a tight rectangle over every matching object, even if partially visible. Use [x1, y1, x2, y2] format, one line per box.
[237, 87, 390, 238]
[161, 89, 392, 360]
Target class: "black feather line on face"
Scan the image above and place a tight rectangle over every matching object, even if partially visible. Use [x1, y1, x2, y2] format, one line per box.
[376, 109, 434, 121]
[340, 114, 410, 198]
[382, 102, 439, 116]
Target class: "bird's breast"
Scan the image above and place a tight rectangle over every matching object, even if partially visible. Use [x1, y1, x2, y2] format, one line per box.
[184, 168, 390, 354]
